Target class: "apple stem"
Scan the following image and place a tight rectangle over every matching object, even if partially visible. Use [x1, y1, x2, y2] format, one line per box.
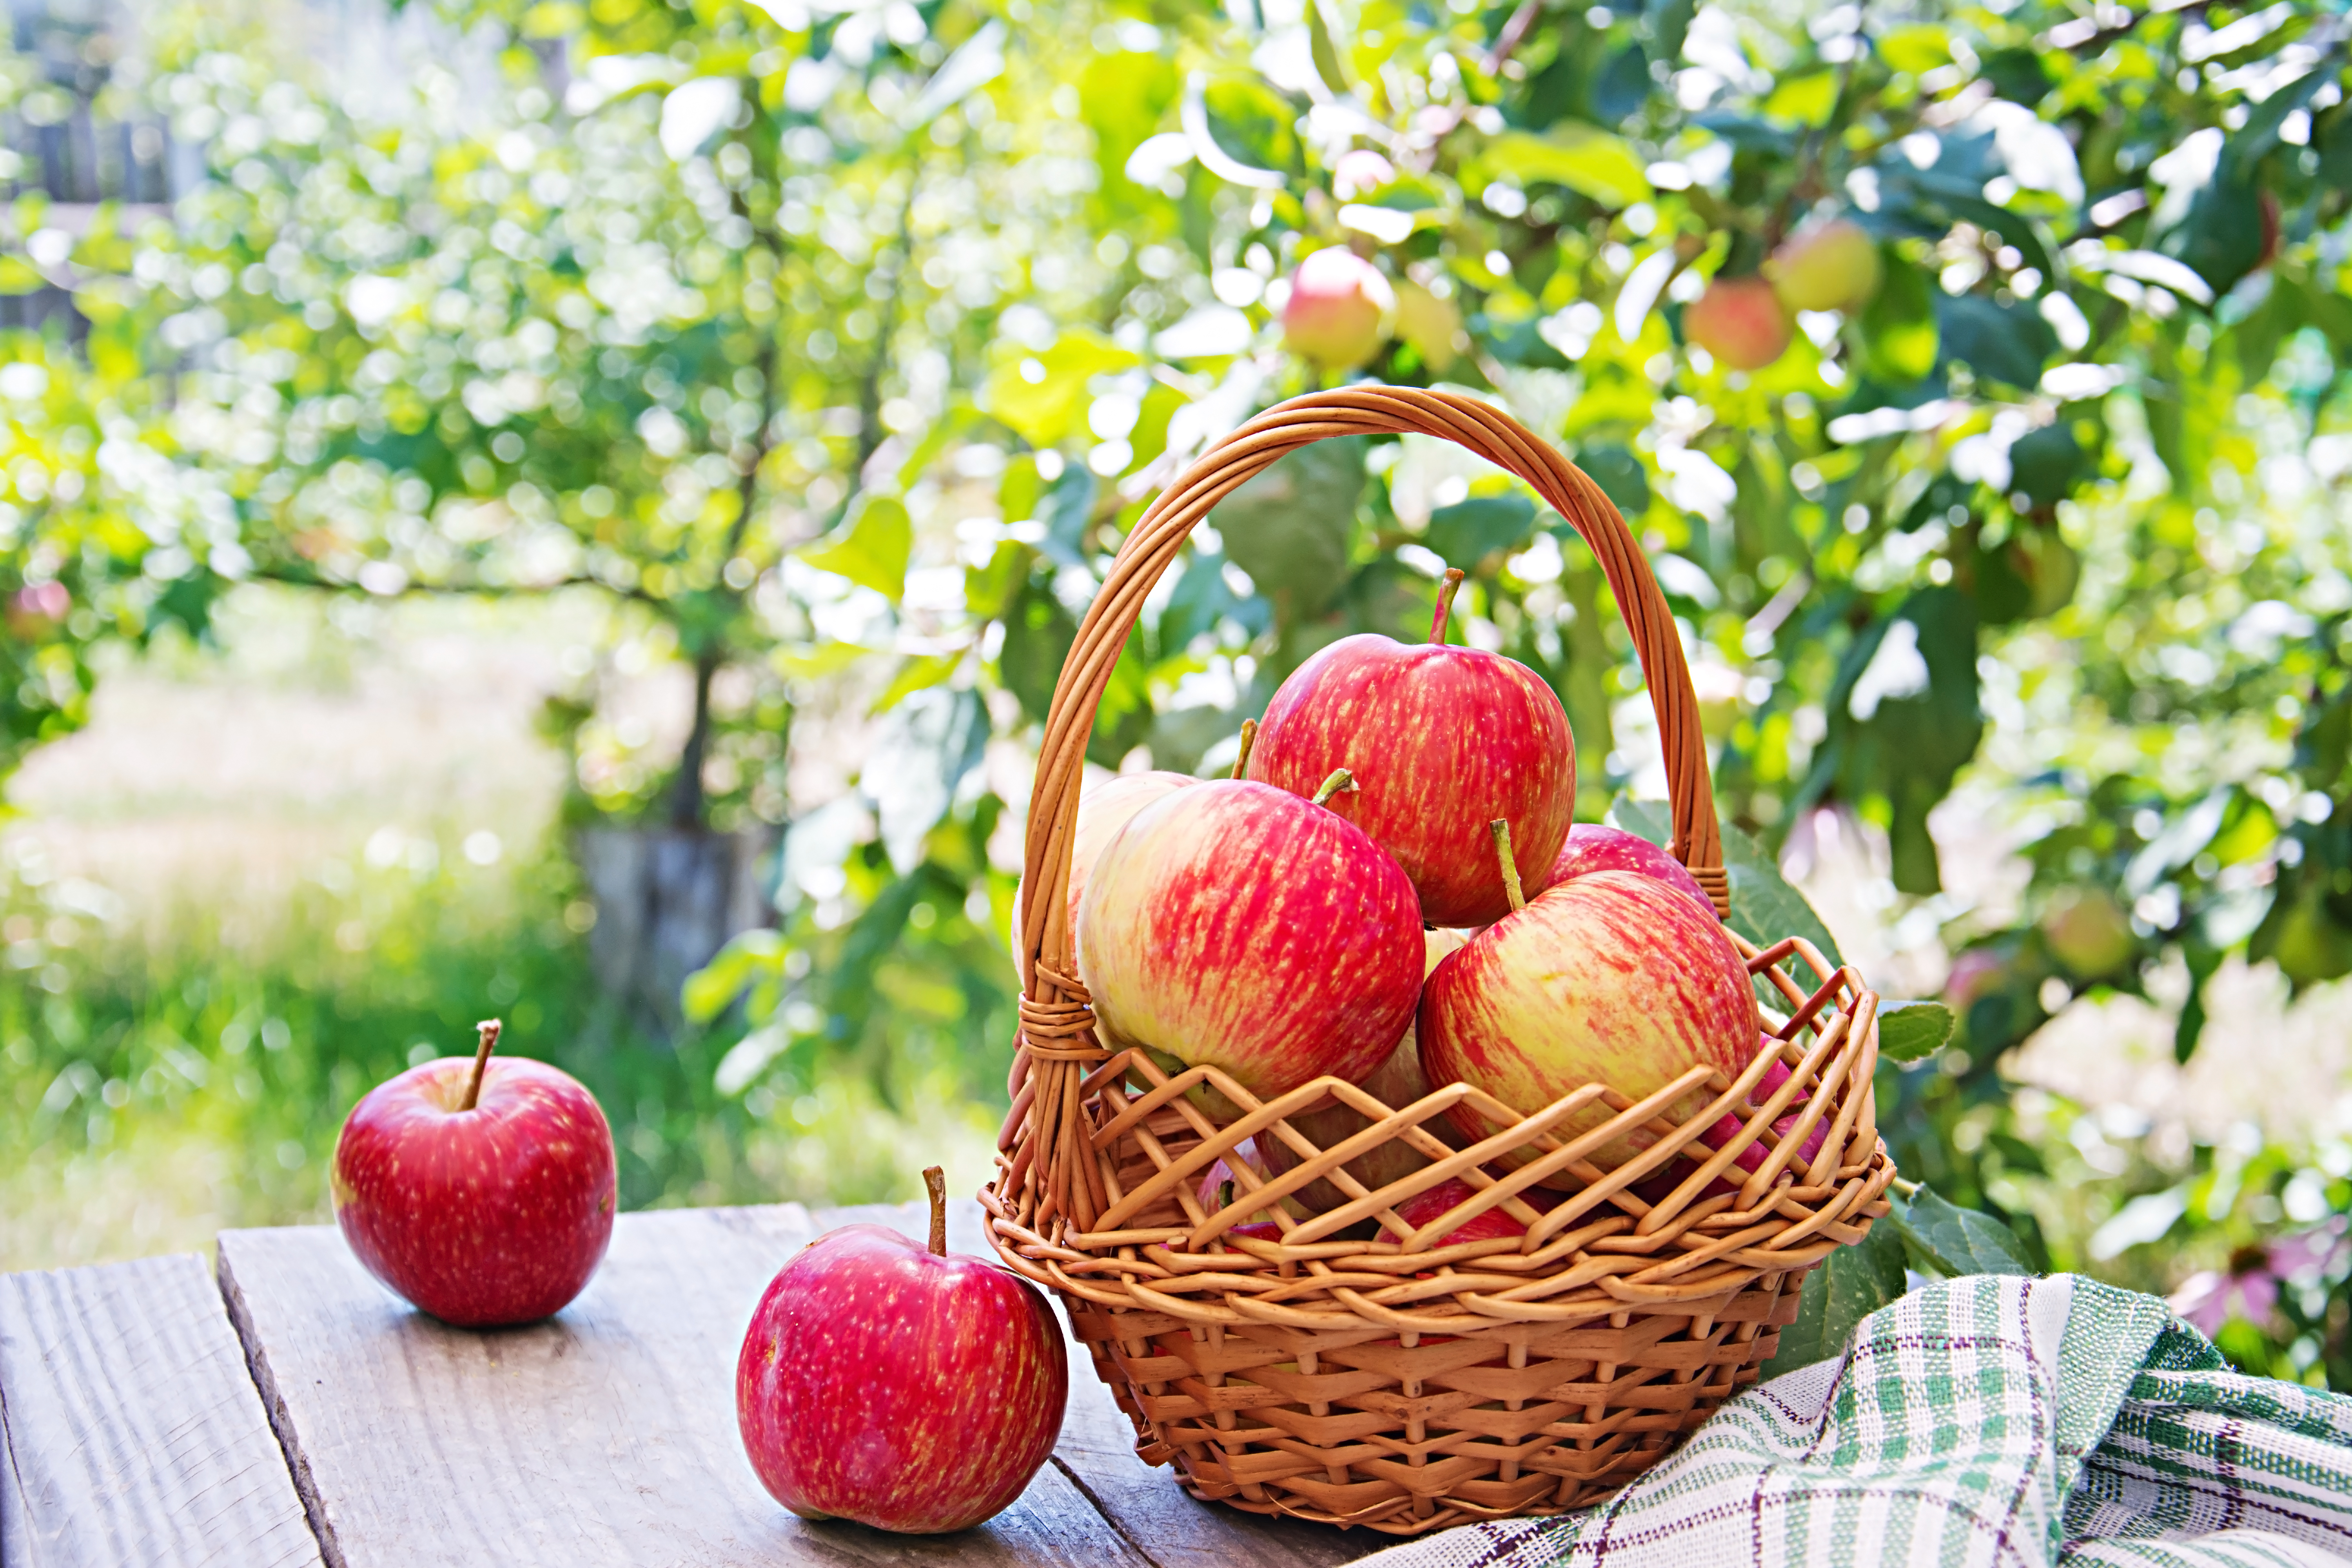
[923, 1165, 947, 1256]
[459, 1018, 500, 1112]
[1430, 568, 1466, 644]
[1490, 819, 1526, 912]
[1230, 717, 1258, 780]
[1311, 768, 1357, 808]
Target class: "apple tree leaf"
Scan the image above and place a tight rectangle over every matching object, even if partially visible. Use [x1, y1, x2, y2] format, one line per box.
[1894, 1185, 2034, 1279]
[799, 495, 912, 601]
[1877, 1000, 1955, 1063]
[1467, 125, 1652, 209]
[1759, 1205, 1908, 1377]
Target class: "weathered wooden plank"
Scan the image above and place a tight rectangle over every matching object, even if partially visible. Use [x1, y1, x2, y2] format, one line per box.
[216, 1204, 1147, 1568]
[823, 1202, 1381, 1568]
[0, 1252, 323, 1568]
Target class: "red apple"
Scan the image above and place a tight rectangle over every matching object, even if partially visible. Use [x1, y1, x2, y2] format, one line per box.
[1247, 571, 1575, 927]
[1764, 219, 1882, 314]
[737, 1169, 1066, 1534]
[1011, 768, 1196, 980]
[1419, 861, 1759, 1171]
[1259, 927, 1472, 1210]
[1392, 1176, 1537, 1248]
[1545, 822, 1714, 915]
[1282, 246, 1394, 371]
[1080, 773, 1423, 1101]
[1698, 1051, 1828, 1177]
[1196, 1138, 1300, 1241]
[331, 1020, 615, 1327]
[1684, 275, 1793, 370]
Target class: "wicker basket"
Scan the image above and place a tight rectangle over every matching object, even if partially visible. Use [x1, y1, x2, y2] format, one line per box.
[980, 385, 1896, 1535]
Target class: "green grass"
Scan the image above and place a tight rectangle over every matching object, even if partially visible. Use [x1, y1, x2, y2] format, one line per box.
[0, 829, 1005, 1271]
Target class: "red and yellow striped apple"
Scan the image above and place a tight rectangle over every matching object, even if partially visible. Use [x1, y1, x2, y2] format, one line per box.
[1247, 572, 1575, 927]
[1259, 926, 1472, 1211]
[1078, 774, 1423, 1102]
[1545, 822, 1714, 915]
[736, 1169, 1065, 1534]
[1010, 768, 1196, 978]
[1419, 864, 1759, 1171]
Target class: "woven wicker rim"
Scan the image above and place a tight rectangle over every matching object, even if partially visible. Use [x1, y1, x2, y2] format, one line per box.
[980, 385, 1894, 1534]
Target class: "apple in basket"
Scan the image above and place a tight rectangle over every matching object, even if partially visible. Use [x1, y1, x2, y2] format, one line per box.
[1008, 767, 1196, 978]
[1078, 770, 1424, 1103]
[1419, 825, 1759, 1172]
[331, 1019, 617, 1327]
[1196, 1138, 1307, 1241]
[1547, 822, 1715, 916]
[737, 1168, 1067, 1534]
[1258, 926, 1474, 1212]
[1246, 569, 1575, 927]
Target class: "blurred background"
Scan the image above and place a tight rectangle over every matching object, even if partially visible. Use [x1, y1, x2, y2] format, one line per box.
[1, 0, 2349, 1384]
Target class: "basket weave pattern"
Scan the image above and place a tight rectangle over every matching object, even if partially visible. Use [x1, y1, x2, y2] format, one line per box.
[982, 387, 1895, 1534]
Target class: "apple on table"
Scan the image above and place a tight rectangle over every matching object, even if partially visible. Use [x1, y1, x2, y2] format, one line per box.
[331, 1018, 617, 1327]
[737, 1167, 1067, 1534]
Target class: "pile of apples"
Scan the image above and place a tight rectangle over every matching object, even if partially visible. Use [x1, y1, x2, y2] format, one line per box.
[1053, 569, 1782, 1234]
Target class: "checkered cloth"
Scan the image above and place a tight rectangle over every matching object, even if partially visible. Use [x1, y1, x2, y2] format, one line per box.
[1359, 1274, 2352, 1568]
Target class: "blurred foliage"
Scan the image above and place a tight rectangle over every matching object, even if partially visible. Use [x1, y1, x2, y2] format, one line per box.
[0, 0, 2343, 1368]
[0, 825, 1002, 1268]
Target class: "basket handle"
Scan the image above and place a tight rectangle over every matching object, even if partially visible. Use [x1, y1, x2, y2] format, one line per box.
[1004, 389, 1726, 1226]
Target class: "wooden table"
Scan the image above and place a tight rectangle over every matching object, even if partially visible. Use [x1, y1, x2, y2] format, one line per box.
[2, 1200, 1390, 1567]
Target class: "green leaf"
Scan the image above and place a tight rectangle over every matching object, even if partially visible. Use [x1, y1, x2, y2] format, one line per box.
[1894, 1186, 2034, 1278]
[1759, 1208, 1908, 1376]
[983, 329, 1141, 449]
[1213, 436, 1366, 620]
[1572, 443, 1650, 519]
[1860, 256, 1938, 383]
[873, 653, 960, 714]
[1935, 294, 2055, 391]
[999, 573, 1078, 725]
[1605, 795, 1673, 847]
[1877, 24, 1952, 75]
[1762, 71, 1838, 129]
[799, 495, 912, 601]
[682, 929, 788, 1023]
[0, 256, 46, 295]
[1425, 494, 1535, 572]
[1469, 125, 1652, 209]
[1877, 1000, 1955, 1063]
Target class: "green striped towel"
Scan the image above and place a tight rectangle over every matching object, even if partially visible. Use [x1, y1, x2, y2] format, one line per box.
[1360, 1274, 2352, 1567]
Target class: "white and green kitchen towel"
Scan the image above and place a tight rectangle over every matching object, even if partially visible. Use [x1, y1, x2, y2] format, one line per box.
[1362, 1274, 2352, 1568]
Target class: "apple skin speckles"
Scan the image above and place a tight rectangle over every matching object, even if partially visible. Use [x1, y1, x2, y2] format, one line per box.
[330, 1055, 616, 1328]
[1418, 870, 1758, 1170]
[1077, 779, 1424, 1102]
[735, 1224, 1067, 1534]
